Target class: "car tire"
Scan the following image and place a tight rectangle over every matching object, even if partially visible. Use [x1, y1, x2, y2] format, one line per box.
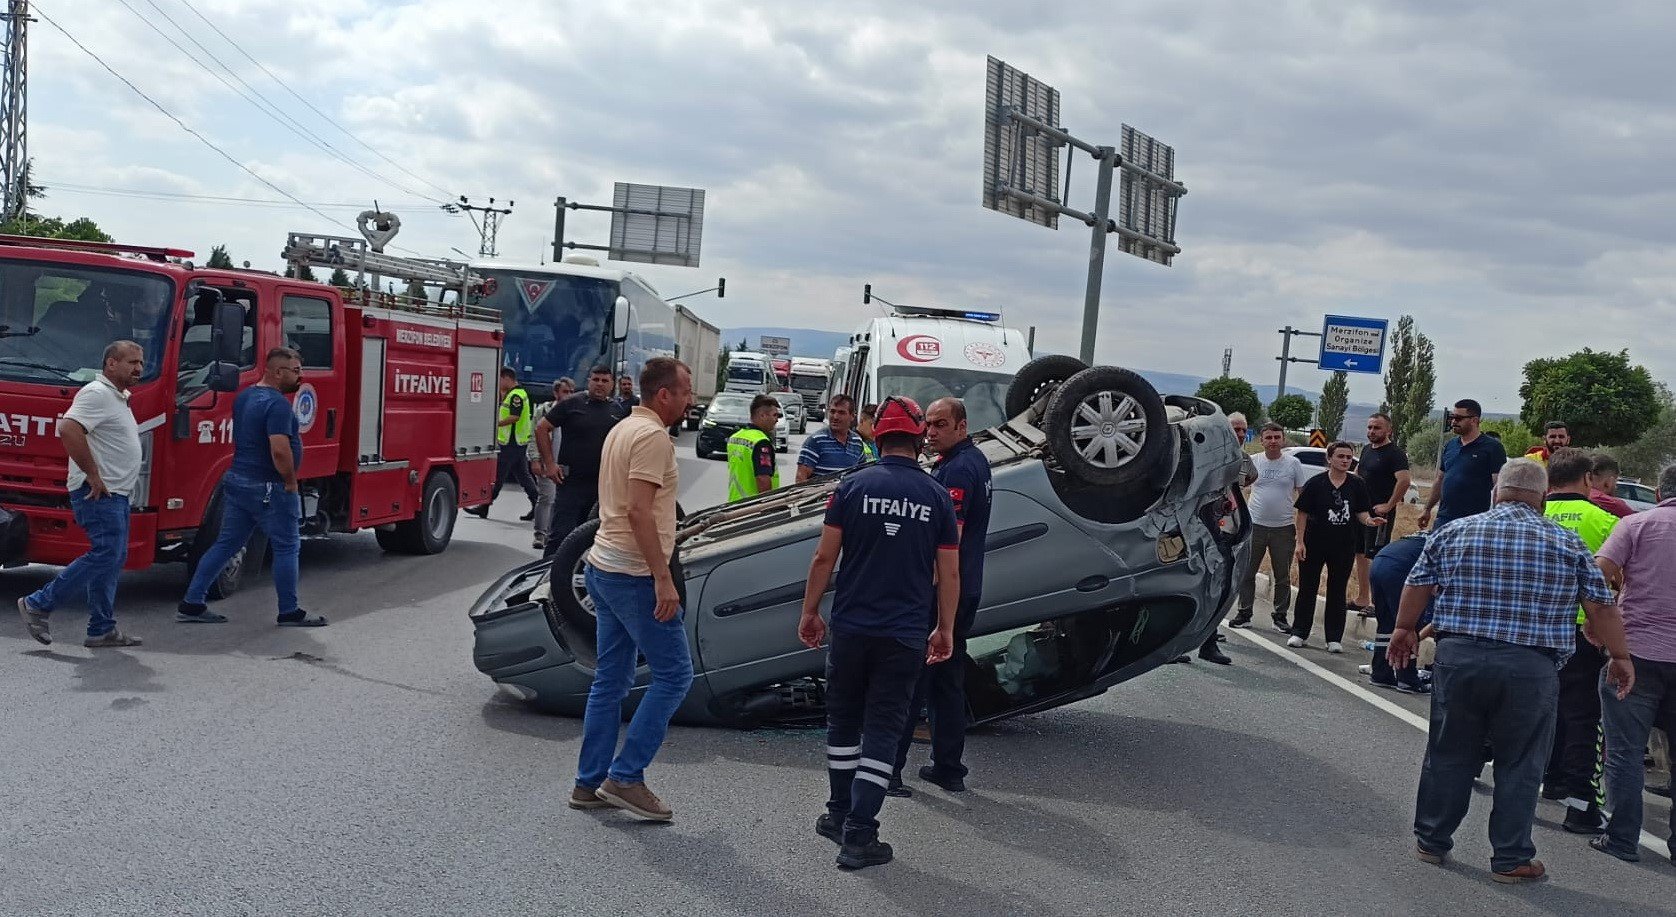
[1044, 366, 1169, 489]
[547, 519, 687, 634]
[695, 441, 711, 459]
[189, 488, 268, 600]
[377, 471, 457, 555]
[1005, 354, 1088, 420]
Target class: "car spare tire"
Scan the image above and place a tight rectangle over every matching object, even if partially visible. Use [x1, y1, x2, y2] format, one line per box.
[1044, 366, 1169, 489]
[1005, 354, 1088, 420]
[547, 518, 688, 634]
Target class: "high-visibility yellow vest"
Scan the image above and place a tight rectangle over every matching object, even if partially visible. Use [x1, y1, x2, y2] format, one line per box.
[497, 389, 532, 445]
[726, 427, 778, 501]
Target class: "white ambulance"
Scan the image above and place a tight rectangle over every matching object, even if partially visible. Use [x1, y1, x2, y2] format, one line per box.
[834, 306, 1032, 433]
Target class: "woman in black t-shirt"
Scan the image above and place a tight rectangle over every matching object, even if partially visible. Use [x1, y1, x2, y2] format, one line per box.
[1288, 441, 1387, 651]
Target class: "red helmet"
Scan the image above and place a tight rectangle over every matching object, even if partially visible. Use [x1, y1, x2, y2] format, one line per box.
[872, 396, 926, 438]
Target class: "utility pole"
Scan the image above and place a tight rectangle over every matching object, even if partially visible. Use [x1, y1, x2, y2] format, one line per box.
[1, 0, 31, 221]
[452, 196, 513, 258]
[1274, 325, 1320, 400]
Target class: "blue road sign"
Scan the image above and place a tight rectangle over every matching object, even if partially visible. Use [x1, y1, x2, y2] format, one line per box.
[1318, 314, 1389, 374]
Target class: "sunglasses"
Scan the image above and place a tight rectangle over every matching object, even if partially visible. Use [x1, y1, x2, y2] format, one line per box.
[1447, 414, 1476, 422]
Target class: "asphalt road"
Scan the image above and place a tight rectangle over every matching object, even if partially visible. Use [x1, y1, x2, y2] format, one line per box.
[4, 428, 1675, 917]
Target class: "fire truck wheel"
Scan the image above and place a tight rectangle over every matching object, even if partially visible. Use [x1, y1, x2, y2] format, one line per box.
[191, 493, 267, 600]
[377, 472, 457, 555]
[1005, 355, 1088, 421]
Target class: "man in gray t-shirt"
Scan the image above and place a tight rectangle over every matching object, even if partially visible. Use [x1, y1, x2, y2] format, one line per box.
[18, 341, 146, 648]
[1229, 423, 1312, 633]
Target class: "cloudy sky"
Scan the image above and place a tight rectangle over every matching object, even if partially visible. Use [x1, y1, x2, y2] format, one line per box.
[26, 0, 1676, 410]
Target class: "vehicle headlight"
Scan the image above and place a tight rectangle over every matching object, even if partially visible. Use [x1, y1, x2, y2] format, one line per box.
[702, 419, 717, 428]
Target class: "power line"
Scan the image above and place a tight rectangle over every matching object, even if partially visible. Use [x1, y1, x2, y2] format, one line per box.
[31, 4, 353, 232]
[170, 0, 456, 202]
[107, 0, 442, 205]
[40, 180, 445, 211]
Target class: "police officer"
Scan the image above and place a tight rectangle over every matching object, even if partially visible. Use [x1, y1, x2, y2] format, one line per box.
[890, 397, 990, 794]
[798, 396, 960, 871]
[467, 367, 539, 519]
[725, 394, 781, 502]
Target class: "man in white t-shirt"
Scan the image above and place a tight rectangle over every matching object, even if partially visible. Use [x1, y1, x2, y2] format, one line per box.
[17, 341, 146, 648]
[1228, 422, 1313, 633]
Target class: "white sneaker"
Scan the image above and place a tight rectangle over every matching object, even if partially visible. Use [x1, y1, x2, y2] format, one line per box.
[1358, 664, 1373, 675]
[1326, 642, 1343, 654]
[1286, 636, 1305, 648]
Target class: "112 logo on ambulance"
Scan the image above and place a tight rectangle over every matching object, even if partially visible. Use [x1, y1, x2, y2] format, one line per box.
[896, 335, 942, 363]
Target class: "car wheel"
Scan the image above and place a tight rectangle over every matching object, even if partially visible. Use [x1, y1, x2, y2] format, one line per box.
[548, 519, 687, 633]
[1005, 354, 1088, 420]
[695, 440, 711, 459]
[1044, 366, 1169, 489]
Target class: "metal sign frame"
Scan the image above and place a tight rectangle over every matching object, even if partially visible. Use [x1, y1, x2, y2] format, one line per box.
[1116, 125, 1180, 266]
[608, 182, 704, 268]
[1317, 314, 1389, 375]
[983, 56, 1062, 229]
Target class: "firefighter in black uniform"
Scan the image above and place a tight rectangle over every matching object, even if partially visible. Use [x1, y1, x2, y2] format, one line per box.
[798, 396, 960, 870]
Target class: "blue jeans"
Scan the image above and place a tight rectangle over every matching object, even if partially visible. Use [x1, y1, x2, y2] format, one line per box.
[185, 473, 301, 615]
[1598, 656, 1676, 859]
[27, 486, 130, 638]
[575, 565, 695, 788]
[1414, 636, 1558, 872]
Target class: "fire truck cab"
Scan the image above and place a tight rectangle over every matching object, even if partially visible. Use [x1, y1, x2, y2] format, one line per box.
[0, 233, 503, 597]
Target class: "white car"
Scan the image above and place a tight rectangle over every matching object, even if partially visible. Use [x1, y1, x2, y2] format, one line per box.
[771, 391, 808, 435]
[1617, 480, 1657, 512]
[1282, 446, 1358, 481]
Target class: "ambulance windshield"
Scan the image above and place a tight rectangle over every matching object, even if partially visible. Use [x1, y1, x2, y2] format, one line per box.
[877, 366, 1011, 433]
[0, 261, 175, 386]
[471, 268, 616, 385]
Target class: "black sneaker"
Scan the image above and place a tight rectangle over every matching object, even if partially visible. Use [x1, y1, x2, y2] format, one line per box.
[1271, 613, 1291, 633]
[464, 505, 490, 518]
[836, 837, 894, 870]
[1199, 643, 1232, 665]
[815, 813, 842, 845]
[1368, 677, 1400, 691]
[277, 611, 329, 627]
[1395, 680, 1431, 695]
[519, 510, 536, 522]
[1563, 804, 1606, 835]
[884, 781, 913, 798]
[1227, 614, 1252, 629]
[919, 765, 966, 793]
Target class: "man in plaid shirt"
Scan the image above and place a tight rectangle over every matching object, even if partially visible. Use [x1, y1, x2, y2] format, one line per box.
[1389, 458, 1635, 884]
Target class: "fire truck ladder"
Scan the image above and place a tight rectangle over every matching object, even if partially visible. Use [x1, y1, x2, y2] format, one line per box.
[281, 232, 493, 320]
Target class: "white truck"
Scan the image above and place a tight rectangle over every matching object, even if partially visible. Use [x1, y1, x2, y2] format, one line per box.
[674, 304, 721, 429]
[788, 356, 832, 420]
[833, 306, 1032, 433]
[723, 350, 775, 395]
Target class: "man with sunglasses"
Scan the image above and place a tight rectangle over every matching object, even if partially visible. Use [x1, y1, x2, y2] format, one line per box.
[1419, 399, 1507, 531]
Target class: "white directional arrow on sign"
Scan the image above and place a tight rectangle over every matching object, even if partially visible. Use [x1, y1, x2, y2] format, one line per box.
[1344, 359, 1358, 368]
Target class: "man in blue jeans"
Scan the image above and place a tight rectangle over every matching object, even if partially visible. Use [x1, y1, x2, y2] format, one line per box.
[1390, 459, 1633, 884]
[176, 348, 326, 628]
[568, 357, 694, 822]
[18, 341, 147, 648]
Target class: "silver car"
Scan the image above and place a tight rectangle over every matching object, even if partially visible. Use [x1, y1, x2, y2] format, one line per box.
[471, 356, 1250, 728]
[772, 391, 809, 435]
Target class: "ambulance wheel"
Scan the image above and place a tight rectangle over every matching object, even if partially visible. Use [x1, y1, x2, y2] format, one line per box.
[378, 471, 457, 555]
[1005, 355, 1088, 420]
[548, 520, 686, 634]
[190, 490, 267, 600]
[1044, 366, 1169, 489]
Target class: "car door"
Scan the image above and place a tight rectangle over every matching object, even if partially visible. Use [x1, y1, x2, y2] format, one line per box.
[276, 289, 345, 477]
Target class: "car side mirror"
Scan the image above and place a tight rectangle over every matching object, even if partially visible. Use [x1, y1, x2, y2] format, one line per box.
[208, 301, 244, 392]
[612, 295, 630, 342]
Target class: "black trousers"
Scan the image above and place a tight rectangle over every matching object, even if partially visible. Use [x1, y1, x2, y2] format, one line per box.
[1547, 628, 1606, 806]
[542, 480, 599, 558]
[825, 630, 924, 844]
[892, 597, 979, 782]
[491, 443, 538, 507]
[1292, 540, 1356, 644]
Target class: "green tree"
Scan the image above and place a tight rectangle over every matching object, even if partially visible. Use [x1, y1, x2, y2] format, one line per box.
[1268, 393, 1314, 431]
[1407, 425, 1444, 467]
[206, 244, 235, 269]
[717, 345, 732, 392]
[1317, 371, 1349, 439]
[1608, 384, 1676, 480]
[1380, 315, 1437, 447]
[1481, 418, 1536, 458]
[1195, 376, 1262, 423]
[328, 267, 351, 287]
[1519, 348, 1660, 446]
[0, 213, 113, 242]
[288, 263, 318, 282]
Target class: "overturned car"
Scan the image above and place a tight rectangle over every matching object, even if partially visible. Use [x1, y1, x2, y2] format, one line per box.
[469, 357, 1251, 727]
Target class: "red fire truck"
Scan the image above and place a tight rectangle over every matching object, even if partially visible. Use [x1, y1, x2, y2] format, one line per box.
[0, 232, 503, 597]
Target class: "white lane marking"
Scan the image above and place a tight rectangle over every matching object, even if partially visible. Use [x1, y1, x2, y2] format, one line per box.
[1227, 613, 1674, 861]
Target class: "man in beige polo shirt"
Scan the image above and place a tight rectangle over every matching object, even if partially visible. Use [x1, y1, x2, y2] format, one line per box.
[568, 357, 695, 822]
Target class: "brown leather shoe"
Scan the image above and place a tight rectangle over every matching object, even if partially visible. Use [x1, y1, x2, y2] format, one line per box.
[567, 785, 610, 810]
[1414, 844, 1446, 866]
[597, 778, 672, 821]
[1492, 860, 1546, 884]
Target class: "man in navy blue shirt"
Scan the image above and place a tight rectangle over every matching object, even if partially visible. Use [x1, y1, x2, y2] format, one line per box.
[178, 348, 325, 627]
[890, 397, 991, 794]
[1420, 398, 1507, 530]
[799, 396, 959, 871]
